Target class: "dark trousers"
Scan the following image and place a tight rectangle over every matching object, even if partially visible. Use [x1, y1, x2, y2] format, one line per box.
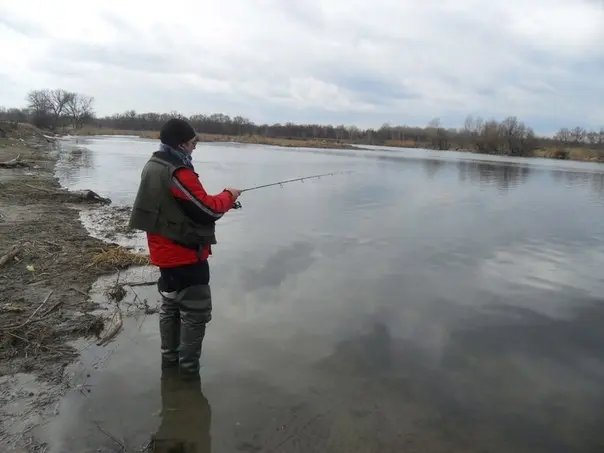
[158, 260, 212, 379]
[159, 260, 210, 291]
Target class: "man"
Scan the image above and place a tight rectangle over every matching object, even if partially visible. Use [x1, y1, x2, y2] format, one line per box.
[129, 118, 241, 381]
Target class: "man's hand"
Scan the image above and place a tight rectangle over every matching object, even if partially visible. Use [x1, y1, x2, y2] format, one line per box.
[225, 188, 241, 200]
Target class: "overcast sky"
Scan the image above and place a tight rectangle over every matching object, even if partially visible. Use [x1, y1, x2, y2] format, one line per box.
[1, 0, 602, 133]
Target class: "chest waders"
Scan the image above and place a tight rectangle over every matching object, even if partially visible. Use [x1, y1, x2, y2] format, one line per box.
[159, 281, 212, 381]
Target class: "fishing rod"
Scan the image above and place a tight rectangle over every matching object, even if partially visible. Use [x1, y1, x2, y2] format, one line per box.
[232, 171, 352, 209]
[240, 171, 352, 193]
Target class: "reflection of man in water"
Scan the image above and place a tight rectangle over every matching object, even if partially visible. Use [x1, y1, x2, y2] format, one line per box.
[153, 370, 212, 453]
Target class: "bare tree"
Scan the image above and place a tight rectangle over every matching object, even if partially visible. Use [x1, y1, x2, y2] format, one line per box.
[586, 131, 599, 146]
[554, 128, 572, 145]
[26, 88, 91, 129]
[48, 89, 74, 125]
[0, 107, 29, 125]
[463, 115, 475, 135]
[26, 89, 54, 128]
[66, 94, 95, 129]
[426, 118, 449, 150]
[571, 126, 586, 144]
[335, 125, 347, 142]
[9, 87, 604, 159]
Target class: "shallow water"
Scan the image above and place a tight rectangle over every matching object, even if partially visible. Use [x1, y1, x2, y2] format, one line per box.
[41, 136, 604, 452]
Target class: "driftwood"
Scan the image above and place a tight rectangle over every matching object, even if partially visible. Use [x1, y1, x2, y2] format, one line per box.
[22, 184, 111, 204]
[97, 308, 123, 346]
[0, 244, 22, 268]
[0, 154, 29, 168]
[121, 280, 157, 288]
[69, 286, 89, 296]
[67, 189, 112, 204]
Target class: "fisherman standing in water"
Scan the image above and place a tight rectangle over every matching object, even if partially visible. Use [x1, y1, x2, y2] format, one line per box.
[129, 118, 241, 381]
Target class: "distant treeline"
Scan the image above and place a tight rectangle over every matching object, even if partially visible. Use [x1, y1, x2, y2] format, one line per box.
[1, 88, 604, 158]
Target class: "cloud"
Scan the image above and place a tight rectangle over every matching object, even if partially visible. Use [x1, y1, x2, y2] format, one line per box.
[1, 0, 603, 132]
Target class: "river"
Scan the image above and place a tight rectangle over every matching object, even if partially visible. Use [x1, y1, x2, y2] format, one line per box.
[42, 136, 604, 452]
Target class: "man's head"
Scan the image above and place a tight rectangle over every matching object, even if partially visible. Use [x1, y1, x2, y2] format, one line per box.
[159, 118, 198, 153]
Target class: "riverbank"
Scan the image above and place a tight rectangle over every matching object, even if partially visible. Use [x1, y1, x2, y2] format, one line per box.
[0, 123, 148, 451]
[67, 126, 604, 163]
[376, 140, 604, 163]
[68, 126, 359, 150]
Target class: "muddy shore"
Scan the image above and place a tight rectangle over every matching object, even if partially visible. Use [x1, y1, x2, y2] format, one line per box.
[0, 124, 147, 452]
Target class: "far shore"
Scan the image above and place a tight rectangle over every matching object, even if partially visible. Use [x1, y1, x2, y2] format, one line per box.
[66, 127, 359, 150]
[65, 127, 604, 163]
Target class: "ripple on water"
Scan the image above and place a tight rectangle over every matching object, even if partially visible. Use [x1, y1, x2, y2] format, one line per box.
[479, 239, 604, 300]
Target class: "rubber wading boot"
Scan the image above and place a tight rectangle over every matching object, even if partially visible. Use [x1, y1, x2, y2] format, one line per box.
[159, 292, 181, 369]
[178, 284, 212, 381]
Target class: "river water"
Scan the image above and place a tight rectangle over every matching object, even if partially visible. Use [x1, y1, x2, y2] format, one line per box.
[42, 136, 604, 452]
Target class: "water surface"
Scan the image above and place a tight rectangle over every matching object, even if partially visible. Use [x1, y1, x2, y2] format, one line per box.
[44, 136, 604, 452]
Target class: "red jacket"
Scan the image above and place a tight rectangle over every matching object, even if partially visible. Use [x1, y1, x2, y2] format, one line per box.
[147, 167, 236, 268]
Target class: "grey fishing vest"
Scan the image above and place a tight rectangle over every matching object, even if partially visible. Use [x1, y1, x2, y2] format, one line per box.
[128, 152, 217, 248]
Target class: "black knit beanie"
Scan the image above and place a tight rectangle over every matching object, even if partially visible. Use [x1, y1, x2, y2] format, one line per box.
[159, 118, 197, 147]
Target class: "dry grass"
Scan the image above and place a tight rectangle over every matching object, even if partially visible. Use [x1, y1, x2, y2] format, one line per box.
[382, 139, 425, 148]
[533, 147, 604, 162]
[68, 127, 357, 149]
[0, 304, 105, 364]
[1, 323, 71, 361]
[87, 245, 150, 270]
[1, 242, 155, 359]
[67, 127, 158, 139]
[0, 122, 56, 150]
[229, 134, 355, 149]
[0, 121, 47, 138]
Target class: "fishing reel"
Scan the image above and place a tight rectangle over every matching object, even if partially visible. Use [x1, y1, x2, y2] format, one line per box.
[232, 201, 243, 209]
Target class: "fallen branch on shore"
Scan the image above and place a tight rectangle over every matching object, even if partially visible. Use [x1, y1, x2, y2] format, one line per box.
[69, 286, 89, 297]
[121, 280, 157, 287]
[66, 189, 112, 204]
[94, 420, 153, 452]
[0, 154, 29, 168]
[97, 306, 123, 346]
[22, 184, 111, 204]
[94, 421, 126, 450]
[0, 244, 22, 268]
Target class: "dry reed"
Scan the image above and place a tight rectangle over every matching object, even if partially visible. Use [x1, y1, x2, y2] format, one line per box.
[87, 245, 150, 269]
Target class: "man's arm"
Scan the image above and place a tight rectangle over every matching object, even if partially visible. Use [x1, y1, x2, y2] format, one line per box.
[170, 167, 236, 223]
